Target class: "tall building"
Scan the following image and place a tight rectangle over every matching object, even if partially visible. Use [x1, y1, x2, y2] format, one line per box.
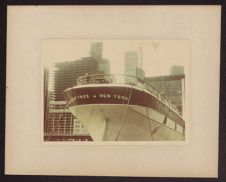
[169, 66, 184, 75]
[52, 57, 101, 101]
[99, 58, 110, 75]
[90, 42, 110, 75]
[145, 74, 185, 116]
[125, 51, 138, 76]
[90, 42, 110, 74]
[90, 42, 103, 62]
[124, 51, 145, 83]
[45, 57, 104, 141]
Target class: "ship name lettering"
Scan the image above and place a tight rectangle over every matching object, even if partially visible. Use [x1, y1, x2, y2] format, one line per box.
[99, 94, 111, 98]
[74, 94, 90, 99]
[113, 94, 128, 101]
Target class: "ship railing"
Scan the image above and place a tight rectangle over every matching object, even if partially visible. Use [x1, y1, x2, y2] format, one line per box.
[76, 74, 180, 115]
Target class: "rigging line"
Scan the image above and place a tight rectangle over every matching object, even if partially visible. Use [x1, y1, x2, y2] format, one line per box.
[117, 85, 129, 123]
[123, 86, 129, 104]
[102, 85, 130, 141]
[146, 106, 154, 140]
[115, 85, 133, 141]
[46, 106, 67, 141]
[101, 85, 130, 141]
[118, 84, 130, 118]
[142, 87, 154, 140]
[46, 93, 70, 141]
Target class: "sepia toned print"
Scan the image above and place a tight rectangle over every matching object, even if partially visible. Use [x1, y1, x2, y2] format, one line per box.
[43, 39, 188, 142]
[5, 6, 220, 177]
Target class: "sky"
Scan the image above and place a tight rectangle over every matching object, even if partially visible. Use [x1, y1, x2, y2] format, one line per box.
[41, 39, 189, 77]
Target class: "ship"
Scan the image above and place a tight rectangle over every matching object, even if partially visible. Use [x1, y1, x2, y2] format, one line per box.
[64, 74, 185, 141]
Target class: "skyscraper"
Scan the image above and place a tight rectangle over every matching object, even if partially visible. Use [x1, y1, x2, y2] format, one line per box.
[90, 42, 110, 75]
[124, 51, 145, 83]
[90, 42, 103, 62]
[99, 58, 110, 75]
[124, 51, 138, 76]
[52, 57, 101, 101]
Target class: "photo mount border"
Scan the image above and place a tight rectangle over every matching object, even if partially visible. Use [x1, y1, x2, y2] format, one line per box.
[1, 0, 225, 182]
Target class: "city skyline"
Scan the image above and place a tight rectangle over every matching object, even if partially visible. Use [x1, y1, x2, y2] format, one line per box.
[41, 39, 189, 77]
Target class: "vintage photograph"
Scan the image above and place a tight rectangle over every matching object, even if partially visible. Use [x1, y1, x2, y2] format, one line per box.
[42, 39, 189, 142]
[5, 5, 220, 177]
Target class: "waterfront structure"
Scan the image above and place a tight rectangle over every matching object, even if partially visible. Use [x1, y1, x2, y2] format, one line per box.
[45, 42, 112, 141]
[45, 57, 103, 141]
[45, 100, 92, 141]
[145, 74, 185, 116]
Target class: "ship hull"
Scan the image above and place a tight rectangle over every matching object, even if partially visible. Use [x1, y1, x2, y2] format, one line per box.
[69, 104, 184, 141]
[64, 84, 185, 141]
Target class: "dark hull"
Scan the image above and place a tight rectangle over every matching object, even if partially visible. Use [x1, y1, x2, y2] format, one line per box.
[64, 85, 185, 127]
